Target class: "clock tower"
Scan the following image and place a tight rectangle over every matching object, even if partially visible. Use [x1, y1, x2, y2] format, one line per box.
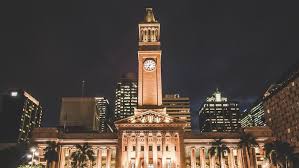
[138, 8, 162, 107]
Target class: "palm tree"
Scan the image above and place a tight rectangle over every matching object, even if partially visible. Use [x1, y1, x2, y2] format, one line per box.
[44, 141, 59, 168]
[208, 138, 230, 168]
[70, 143, 95, 168]
[264, 140, 298, 168]
[238, 131, 258, 168]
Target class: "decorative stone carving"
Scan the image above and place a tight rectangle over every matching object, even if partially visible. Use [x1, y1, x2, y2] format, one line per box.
[128, 111, 173, 124]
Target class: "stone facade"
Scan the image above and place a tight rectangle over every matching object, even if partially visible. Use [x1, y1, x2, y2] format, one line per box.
[32, 127, 272, 168]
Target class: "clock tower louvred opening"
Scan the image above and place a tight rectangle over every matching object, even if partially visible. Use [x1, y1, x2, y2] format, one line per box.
[138, 8, 162, 108]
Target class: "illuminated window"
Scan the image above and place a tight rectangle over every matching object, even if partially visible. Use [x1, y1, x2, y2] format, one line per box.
[11, 91, 18, 97]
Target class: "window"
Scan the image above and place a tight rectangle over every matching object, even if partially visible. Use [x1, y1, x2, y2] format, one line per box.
[174, 146, 176, 151]
[149, 146, 153, 151]
[125, 146, 127, 151]
[133, 146, 136, 151]
[166, 146, 169, 151]
[157, 145, 161, 151]
[141, 146, 144, 151]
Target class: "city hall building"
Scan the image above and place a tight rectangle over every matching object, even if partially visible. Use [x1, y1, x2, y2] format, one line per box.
[33, 8, 272, 168]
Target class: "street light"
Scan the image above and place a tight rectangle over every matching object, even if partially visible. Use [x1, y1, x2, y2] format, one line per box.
[27, 147, 39, 166]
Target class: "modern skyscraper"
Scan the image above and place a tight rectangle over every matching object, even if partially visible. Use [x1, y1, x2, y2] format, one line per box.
[163, 94, 191, 131]
[59, 97, 109, 132]
[263, 63, 299, 152]
[114, 73, 137, 120]
[95, 97, 110, 132]
[198, 89, 241, 132]
[0, 89, 42, 143]
[240, 99, 266, 128]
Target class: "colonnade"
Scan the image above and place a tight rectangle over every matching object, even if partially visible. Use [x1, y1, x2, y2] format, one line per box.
[188, 146, 245, 168]
[121, 131, 182, 168]
[139, 27, 159, 42]
[56, 145, 115, 168]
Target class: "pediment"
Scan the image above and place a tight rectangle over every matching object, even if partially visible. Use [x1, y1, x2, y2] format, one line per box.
[114, 110, 186, 125]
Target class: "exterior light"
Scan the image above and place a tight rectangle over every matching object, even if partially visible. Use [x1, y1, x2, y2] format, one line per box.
[27, 154, 32, 158]
[11, 91, 18, 97]
[31, 147, 36, 153]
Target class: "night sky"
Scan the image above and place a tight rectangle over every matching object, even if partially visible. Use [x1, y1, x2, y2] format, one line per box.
[1, 1, 298, 128]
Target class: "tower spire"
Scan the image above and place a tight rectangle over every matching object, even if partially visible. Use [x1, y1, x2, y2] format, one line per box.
[137, 8, 162, 107]
[144, 8, 157, 23]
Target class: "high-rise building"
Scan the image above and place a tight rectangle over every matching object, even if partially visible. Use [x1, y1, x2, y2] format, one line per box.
[95, 97, 110, 132]
[240, 100, 266, 128]
[198, 89, 241, 132]
[59, 97, 109, 132]
[263, 63, 299, 152]
[0, 89, 42, 143]
[163, 94, 191, 131]
[114, 73, 137, 120]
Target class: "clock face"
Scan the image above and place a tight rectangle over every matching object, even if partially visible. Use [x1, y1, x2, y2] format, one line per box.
[143, 59, 156, 71]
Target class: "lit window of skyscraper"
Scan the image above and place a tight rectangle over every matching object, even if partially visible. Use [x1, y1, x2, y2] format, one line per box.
[95, 97, 110, 132]
[163, 94, 191, 131]
[198, 89, 241, 132]
[0, 89, 42, 143]
[114, 73, 137, 121]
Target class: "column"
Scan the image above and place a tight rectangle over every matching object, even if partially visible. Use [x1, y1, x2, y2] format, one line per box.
[250, 147, 257, 168]
[209, 149, 215, 168]
[136, 134, 140, 168]
[58, 147, 65, 168]
[191, 147, 196, 168]
[153, 134, 158, 168]
[127, 134, 131, 168]
[237, 148, 243, 168]
[116, 131, 123, 168]
[171, 134, 176, 168]
[144, 133, 148, 168]
[228, 148, 235, 168]
[175, 134, 181, 168]
[178, 130, 185, 168]
[97, 147, 102, 168]
[200, 147, 206, 168]
[106, 147, 111, 168]
[162, 133, 167, 168]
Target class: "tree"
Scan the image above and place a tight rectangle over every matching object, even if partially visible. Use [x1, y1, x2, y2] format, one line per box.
[208, 138, 230, 168]
[70, 143, 95, 168]
[264, 140, 299, 168]
[44, 141, 59, 168]
[238, 131, 258, 168]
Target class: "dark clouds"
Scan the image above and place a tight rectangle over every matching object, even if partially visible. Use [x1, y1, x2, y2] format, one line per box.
[0, 1, 298, 127]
